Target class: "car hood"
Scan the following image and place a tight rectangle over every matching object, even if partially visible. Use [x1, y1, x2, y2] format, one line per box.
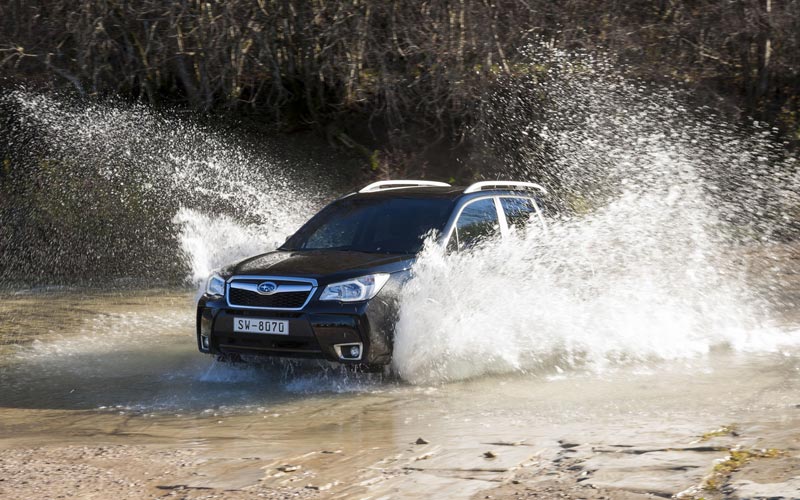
[226, 250, 415, 280]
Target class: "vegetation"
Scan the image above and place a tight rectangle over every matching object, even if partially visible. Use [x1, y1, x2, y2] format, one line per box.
[702, 447, 784, 493]
[1, 0, 799, 167]
[699, 424, 738, 441]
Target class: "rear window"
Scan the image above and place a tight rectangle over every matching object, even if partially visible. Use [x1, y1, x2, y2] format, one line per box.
[282, 196, 455, 254]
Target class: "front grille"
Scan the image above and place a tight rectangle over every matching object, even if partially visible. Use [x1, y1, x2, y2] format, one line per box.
[226, 276, 316, 310]
[229, 288, 309, 309]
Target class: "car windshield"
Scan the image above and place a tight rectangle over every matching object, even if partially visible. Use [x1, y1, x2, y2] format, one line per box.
[282, 196, 455, 254]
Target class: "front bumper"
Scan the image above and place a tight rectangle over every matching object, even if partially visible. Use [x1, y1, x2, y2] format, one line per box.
[196, 296, 395, 366]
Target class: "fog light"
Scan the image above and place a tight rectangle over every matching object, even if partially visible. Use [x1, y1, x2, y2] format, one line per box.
[201, 336, 210, 349]
[334, 343, 363, 361]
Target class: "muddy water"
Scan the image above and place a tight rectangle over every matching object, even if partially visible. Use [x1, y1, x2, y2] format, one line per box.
[1, 288, 799, 499]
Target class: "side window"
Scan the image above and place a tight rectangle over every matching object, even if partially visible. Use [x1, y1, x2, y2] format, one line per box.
[500, 197, 543, 233]
[455, 198, 500, 250]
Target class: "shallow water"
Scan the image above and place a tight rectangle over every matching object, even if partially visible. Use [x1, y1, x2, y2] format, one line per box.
[1, 286, 796, 412]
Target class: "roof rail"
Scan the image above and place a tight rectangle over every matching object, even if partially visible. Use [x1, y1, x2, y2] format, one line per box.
[464, 181, 547, 195]
[358, 180, 451, 193]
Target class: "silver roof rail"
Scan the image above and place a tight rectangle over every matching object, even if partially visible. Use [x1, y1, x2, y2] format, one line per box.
[464, 181, 547, 195]
[359, 180, 451, 193]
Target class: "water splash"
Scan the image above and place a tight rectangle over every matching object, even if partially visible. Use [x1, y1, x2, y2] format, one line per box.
[174, 208, 285, 285]
[393, 49, 800, 384]
[1, 90, 328, 284]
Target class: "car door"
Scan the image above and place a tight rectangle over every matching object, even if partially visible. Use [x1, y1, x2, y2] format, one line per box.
[449, 197, 503, 251]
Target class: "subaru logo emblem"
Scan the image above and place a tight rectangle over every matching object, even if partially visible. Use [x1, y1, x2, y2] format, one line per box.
[256, 281, 278, 294]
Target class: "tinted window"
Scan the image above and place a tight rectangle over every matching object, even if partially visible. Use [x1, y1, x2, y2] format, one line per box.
[303, 217, 358, 249]
[500, 197, 542, 232]
[455, 198, 499, 249]
[283, 197, 455, 254]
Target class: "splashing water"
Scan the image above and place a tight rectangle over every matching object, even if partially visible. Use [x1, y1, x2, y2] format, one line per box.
[173, 208, 282, 285]
[394, 198, 797, 384]
[393, 50, 800, 384]
[1, 90, 330, 284]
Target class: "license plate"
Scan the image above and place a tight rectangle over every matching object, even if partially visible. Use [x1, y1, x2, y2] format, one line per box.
[233, 317, 289, 335]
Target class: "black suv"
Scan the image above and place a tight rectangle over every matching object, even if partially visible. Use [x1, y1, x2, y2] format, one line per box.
[196, 180, 547, 369]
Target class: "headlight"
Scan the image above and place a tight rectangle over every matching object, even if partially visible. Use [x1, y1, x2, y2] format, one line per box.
[205, 274, 226, 297]
[320, 274, 390, 302]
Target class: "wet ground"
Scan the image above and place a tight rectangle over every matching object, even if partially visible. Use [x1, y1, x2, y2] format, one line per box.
[1, 287, 799, 499]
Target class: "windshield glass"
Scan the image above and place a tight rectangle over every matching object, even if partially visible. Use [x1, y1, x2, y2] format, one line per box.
[282, 196, 455, 254]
